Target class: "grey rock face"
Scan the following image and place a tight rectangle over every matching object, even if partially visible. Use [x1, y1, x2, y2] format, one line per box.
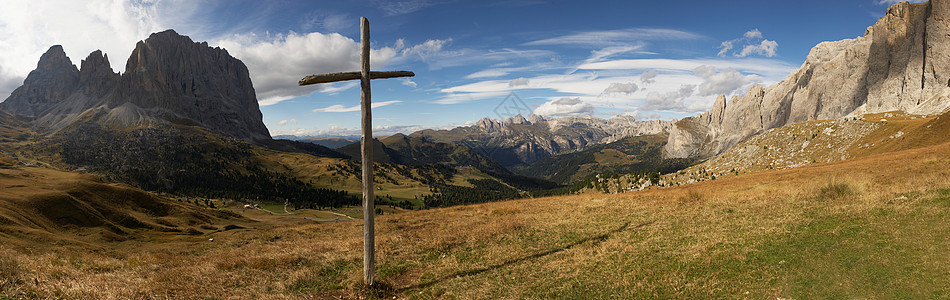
[667, 0, 950, 159]
[1, 45, 80, 118]
[79, 50, 119, 97]
[1, 30, 271, 143]
[112, 30, 270, 141]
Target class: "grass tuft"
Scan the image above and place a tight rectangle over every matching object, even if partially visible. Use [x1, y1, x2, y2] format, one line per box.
[287, 259, 353, 293]
[816, 182, 857, 201]
[677, 190, 704, 205]
[0, 250, 23, 293]
[0, 253, 20, 281]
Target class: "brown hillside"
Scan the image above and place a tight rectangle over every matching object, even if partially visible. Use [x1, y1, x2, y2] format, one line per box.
[1, 138, 949, 298]
[0, 167, 245, 250]
[851, 110, 950, 156]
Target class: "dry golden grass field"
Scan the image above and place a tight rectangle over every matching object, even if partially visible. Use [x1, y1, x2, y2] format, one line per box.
[3, 115, 950, 298]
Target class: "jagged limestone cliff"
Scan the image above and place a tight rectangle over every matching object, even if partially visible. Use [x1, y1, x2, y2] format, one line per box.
[667, 0, 950, 159]
[0, 30, 270, 143]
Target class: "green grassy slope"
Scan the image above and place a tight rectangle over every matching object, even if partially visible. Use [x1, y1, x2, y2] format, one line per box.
[515, 134, 694, 184]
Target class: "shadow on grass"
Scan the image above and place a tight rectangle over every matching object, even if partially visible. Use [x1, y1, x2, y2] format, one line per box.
[356, 280, 399, 300]
[401, 220, 655, 291]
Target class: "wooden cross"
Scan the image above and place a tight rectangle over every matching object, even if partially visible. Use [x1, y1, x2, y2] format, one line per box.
[298, 17, 414, 286]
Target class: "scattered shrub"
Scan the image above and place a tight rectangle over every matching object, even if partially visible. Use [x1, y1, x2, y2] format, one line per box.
[0, 250, 22, 288]
[816, 182, 856, 201]
[678, 190, 704, 204]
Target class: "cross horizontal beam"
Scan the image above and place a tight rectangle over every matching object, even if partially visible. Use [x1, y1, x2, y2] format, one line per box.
[298, 71, 415, 86]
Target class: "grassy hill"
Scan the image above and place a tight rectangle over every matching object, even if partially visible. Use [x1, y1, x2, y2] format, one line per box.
[333, 133, 557, 206]
[0, 108, 551, 212]
[2, 128, 950, 298]
[664, 110, 950, 186]
[339, 133, 509, 175]
[514, 134, 694, 184]
[0, 167, 246, 250]
[300, 136, 357, 149]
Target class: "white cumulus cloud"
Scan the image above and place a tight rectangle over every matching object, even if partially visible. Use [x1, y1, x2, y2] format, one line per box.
[640, 70, 658, 84]
[738, 39, 778, 58]
[216, 32, 449, 106]
[400, 78, 418, 88]
[641, 84, 694, 111]
[743, 29, 763, 39]
[693, 65, 761, 96]
[0, 0, 174, 100]
[509, 77, 530, 87]
[602, 82, 639, 95]
[534, 97, 596, 116]
[718, 29, 778, 58]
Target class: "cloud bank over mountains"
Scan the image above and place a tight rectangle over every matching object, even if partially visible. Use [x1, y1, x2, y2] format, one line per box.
[0, 0, 802, 137]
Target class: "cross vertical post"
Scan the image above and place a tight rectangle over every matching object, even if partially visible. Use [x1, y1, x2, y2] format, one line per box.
[297, 17, 414, 287]
[359, 16, 375, 286]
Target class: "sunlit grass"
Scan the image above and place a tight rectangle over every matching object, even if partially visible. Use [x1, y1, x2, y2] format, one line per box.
[3, 141, 950, 298]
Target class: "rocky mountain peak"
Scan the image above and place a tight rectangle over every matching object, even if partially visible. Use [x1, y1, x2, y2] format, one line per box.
[417, 114, 675, 167]
[507, 114, 530, 125]
[475, 117, 505, 132]
[2, 30, 271, 143]
[666, 0, 950, 159]
[36, 45, 76, 72]
[79, 50, 119, 96]
[0, 45, 80, 118]
[110, 29, 270, 141]
[527, 114, 547, 124]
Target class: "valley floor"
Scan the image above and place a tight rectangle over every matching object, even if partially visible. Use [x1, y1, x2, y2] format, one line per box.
[3, 140, 950, 298]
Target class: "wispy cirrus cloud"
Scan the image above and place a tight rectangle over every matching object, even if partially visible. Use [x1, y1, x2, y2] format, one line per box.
[577, 57, 795, 79]
[301, 11, 352, 32]
[525, 28, 702, 47]
[372, 0, 440, 15]
[312, 100, 402, 113]
[435, 38, 795, 117]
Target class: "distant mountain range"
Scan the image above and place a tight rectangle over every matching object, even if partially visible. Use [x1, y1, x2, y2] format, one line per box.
[301, 137, 359, 149]
[407, 114, 674, 168]
[6, 0, 948, 209]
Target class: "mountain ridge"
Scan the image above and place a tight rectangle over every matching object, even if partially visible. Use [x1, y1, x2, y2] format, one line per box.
[666, 0, 950, 160]
[411, 114, 675, 167]
[0, 30, 271, 143]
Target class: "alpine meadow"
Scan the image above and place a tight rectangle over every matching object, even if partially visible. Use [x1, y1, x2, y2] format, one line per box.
[1, 0, 950, 299]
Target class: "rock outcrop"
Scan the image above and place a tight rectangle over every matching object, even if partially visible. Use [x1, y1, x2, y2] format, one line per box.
[2, 46, 80, 118]
[0, 30, 271, 143]
[667, 0, 950, 159]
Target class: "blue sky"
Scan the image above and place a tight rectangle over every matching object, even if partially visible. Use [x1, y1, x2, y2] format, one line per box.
[0, 0, 924, 137]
